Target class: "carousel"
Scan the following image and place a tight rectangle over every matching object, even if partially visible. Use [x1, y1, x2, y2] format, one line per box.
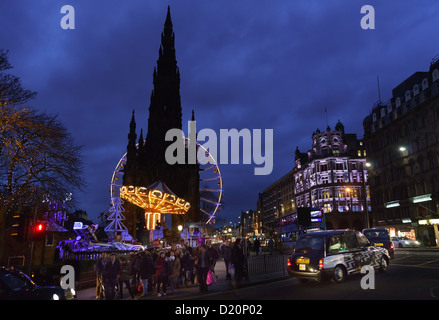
[120, 180, 191, 243]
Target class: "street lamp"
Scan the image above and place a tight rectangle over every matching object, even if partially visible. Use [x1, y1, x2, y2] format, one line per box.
[361, 161, 370, 229]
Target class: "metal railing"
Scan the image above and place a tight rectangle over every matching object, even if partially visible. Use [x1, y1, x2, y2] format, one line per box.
[246, 254, 288, 277]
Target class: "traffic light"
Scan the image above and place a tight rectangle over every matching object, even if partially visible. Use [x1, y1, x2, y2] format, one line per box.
[297, 207, 311, 227]
[32, 221, 47, 241]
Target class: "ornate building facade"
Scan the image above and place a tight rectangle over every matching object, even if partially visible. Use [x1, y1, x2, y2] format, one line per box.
[293, 121, 370, 230]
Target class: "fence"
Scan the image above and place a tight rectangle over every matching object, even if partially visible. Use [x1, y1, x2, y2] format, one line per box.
[77, 270, 96, 290]
[246, 254, 288, 278]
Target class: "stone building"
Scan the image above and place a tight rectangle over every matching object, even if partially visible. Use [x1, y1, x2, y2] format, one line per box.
[259, 170, 296, 234]
[363, 56, 439, 245]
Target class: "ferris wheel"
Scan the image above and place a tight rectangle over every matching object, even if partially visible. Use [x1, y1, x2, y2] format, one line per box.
[110, 138, 223, 224]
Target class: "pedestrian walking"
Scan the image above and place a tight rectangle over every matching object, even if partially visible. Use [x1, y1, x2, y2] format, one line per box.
[118, 257, 136, 299]
[246, 239, 251, 257]
[139, 251, 155, 296]
[167, 251, 181, 295]
[268, 238, 274, 255]
[208, 244, 219, 272]
[231, 239, 245, 284]
[221, 241, 233, 280]
[155, 251, 168, 296]
[94, 252, 107, 299]
[196, 244, 211, 294]
[103, 253, 120, 300]
[254, 238, 261, 256]
[181, 246, 195, 287]
[129, 251, 141, 287]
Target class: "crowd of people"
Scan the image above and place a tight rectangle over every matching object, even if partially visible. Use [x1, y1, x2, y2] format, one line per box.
[93, 239, 246, 300]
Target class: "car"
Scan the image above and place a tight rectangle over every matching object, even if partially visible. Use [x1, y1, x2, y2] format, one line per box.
[287, 230, 390, 284]
[362, 228, 395, 259]
[391, 236, 420, 248]
[0, 266, 70, 300]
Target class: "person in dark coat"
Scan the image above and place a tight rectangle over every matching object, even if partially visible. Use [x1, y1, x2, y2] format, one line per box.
[181, 247, 195, 287]
[208, 244, 219, 272]
[118, 257, 136, 299]
[102, 253, 120, 300]
[254, 238, 261, 256]
[231, 238, 245, 284]
[196, 245, 211, 293]
[221, 241, 233, 280]
[139, 251, 155, 296]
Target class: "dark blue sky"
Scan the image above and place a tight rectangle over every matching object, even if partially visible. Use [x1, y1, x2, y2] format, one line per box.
[1, 1, 438, 226]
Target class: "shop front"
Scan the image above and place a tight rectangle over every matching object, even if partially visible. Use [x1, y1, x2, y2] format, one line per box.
[416, 218, 439, 247]
[387, 218, 417, 240]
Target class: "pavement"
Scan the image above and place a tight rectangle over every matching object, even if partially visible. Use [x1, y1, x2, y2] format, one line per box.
[76, 253, 290, 300]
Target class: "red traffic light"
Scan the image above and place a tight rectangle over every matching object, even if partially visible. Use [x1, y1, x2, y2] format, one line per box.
[31, 222, 47, 241]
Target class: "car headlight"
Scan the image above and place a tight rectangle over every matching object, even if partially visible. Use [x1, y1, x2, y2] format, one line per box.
[52, 293, 60, 300]
[404, 241, 410, 244]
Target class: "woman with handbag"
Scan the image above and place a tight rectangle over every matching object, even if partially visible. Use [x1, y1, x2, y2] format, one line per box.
[195, 245, 211, 294]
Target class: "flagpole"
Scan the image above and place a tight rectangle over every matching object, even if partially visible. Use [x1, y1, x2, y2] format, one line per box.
[325, 108, 328, 127]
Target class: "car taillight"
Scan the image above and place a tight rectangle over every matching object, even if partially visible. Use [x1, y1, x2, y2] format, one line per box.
[318, 258, 323, 270]
[390, 242, 394, 250]
[287, 258, 291, 267]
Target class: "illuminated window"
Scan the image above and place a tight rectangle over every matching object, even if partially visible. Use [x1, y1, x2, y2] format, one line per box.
[323, 190, 330, 199]
[358, 150, 362, 157]
[352, 189, 358, 198]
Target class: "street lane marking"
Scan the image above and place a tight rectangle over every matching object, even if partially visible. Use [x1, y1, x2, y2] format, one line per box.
[417, 258, 439, 266]
[391, 263, 439, 270]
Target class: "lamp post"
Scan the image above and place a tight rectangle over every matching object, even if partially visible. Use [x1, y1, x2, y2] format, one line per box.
[362, 161, 370, 229]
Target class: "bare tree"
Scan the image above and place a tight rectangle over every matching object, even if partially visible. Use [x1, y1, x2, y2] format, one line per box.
[0, 49, 84, 261]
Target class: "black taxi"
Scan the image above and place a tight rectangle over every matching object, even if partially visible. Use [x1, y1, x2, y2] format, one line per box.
[287, 230, 390, 283]
[0, 266, 68, 300]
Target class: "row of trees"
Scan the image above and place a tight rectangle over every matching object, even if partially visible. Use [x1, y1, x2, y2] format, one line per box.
[0, 49, 84, 262]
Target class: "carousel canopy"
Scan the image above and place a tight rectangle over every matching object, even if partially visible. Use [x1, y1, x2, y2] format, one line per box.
[120, 180, 190, 214]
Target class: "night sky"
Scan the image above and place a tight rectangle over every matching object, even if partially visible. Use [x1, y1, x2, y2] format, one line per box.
[1, 1, 439, 226]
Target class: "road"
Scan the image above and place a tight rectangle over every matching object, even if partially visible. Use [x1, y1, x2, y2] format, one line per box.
[188, 249, 439, 300]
